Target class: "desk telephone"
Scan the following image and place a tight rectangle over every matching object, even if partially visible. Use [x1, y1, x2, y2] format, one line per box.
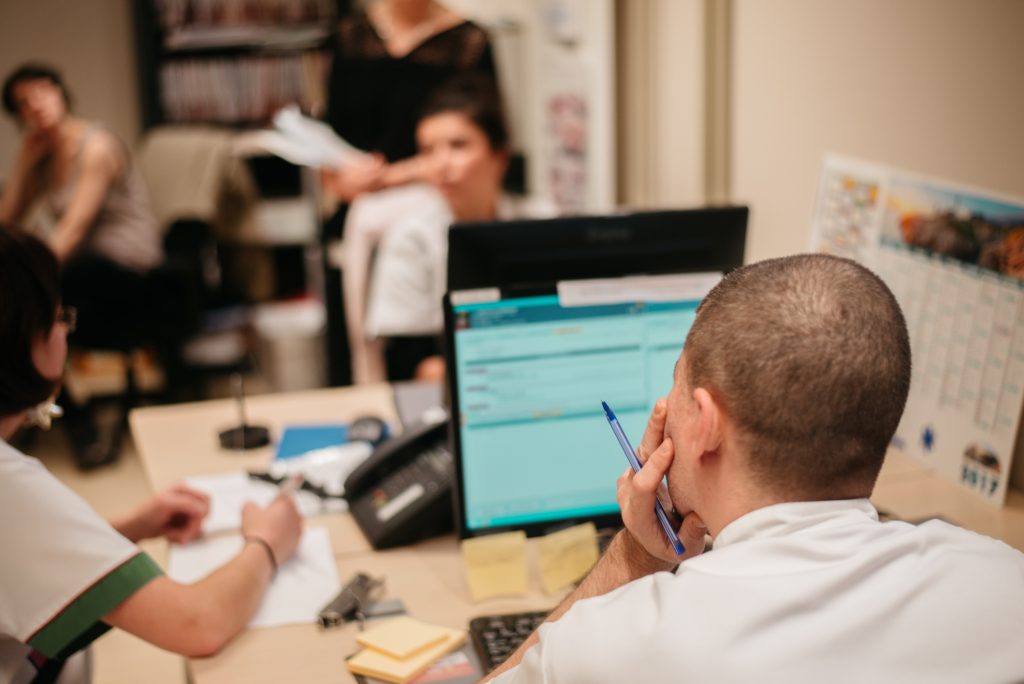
[344, 420, 455, 548]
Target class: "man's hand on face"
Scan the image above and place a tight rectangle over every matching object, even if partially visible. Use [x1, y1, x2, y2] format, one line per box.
[617, 398, 707, 566]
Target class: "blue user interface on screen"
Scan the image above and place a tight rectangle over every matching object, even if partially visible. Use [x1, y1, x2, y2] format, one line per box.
[452, 294, 700, 531]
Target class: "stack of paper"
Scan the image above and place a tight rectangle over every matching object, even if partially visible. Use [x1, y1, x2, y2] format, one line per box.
[347, 617, 466, 684]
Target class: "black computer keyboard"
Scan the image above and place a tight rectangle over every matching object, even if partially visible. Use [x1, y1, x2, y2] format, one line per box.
[469, 610, 549, 672]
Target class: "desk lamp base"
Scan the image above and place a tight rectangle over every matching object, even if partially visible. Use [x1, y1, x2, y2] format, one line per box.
[218, 425, 270, 450]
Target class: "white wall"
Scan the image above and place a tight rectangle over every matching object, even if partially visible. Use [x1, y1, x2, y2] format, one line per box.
[731, 0, 1024, 264]
[0, 0, 140, 181]
[617, 0, 706, 209]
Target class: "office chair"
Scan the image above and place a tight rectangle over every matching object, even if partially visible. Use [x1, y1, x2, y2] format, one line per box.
[62, 220, 223, 468]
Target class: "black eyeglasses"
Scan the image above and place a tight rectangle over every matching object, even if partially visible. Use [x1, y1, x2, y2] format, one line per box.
[57, 305, 77, 333]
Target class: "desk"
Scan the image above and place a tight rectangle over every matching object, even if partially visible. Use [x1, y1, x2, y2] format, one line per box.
[872, 452, 1024, 550]
[130, 385, 1024, 683]
[129, 384, 559, 684]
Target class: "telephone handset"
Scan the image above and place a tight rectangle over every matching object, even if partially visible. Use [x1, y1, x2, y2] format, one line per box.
[344, 419, 454, 549]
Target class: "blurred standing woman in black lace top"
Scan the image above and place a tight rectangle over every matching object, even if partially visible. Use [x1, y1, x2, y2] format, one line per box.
[319, 1, 499, 386]
[321, 0, 499, 201]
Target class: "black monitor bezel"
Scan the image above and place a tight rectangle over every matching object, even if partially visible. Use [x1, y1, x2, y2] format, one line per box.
[447, 207, 748, 293]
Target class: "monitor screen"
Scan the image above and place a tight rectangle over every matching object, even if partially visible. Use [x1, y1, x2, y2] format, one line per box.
[446, 273, 720, 537]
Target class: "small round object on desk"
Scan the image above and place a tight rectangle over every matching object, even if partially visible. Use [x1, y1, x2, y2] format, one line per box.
[218, 424, 271, 450]
[348, 416, 389, 448]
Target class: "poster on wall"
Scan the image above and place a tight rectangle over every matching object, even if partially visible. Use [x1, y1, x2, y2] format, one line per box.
[810, 157, 886, 267]
[543, 49, 588, 214]
[811, 156, 1024, 505]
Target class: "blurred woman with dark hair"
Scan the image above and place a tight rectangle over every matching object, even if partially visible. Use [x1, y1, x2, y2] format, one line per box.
[0, 63, 161, 275]
[364, 75, 555, 380]
[0, 228, 301, 684]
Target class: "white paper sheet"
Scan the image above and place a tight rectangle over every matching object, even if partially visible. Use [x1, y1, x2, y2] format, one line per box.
[267, 442, 373, 497]
[168, 526, 340, 628]
[185, 472, 341, 535]
[233, 104, 369, 169]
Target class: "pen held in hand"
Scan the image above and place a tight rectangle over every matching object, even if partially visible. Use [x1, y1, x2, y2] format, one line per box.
[278, 473, 305, 498]
[602, 401, 685, 555]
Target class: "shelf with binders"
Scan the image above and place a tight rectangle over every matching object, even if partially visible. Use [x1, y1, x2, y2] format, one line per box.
[134, 0, 344, 129]
[152, 0, 336, 41]
[162, 22, 331, 53]
[157, 50, 329, 126]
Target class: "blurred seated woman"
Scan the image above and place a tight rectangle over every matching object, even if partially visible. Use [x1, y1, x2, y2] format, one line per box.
[0, 63, 164, 467]
[0, 228, 301, 684]
[364, 76, 555, 380]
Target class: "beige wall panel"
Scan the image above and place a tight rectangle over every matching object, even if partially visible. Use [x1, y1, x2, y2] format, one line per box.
[0, 0, 139, 179]
[618, 0, 705, 209]
[731, 0, 1024, 264]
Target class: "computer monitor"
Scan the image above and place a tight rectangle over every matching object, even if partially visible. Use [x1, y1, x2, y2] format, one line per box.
[447, 207, 748, 291]
[444, 273, 727, 538]
[443, 207, 746, 538]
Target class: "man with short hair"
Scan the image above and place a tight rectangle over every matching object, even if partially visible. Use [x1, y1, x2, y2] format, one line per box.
[486, 254, 1024, 683]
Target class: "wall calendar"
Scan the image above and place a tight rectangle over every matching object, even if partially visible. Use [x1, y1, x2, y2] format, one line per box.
[812, 156, 1024, 505]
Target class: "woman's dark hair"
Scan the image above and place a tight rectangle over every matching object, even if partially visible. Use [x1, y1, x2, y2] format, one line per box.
[0, 227, 62, 416]
[418, 74, 509, 151]
[2, 62, 73, 121]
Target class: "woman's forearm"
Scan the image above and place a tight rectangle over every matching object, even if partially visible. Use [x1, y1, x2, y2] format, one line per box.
[0, 156, 39, 225]
[48, 137, 118, 260]
[103, 542, 275, 657]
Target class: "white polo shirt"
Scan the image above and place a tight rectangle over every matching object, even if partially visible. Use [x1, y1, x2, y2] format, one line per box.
[495, 499, 1024, 684]
[0, 438, 163, 684]
[365, 194, 557, 338]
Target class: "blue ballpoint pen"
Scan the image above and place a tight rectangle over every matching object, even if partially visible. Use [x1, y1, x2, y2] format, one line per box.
[602, 401, 685, 555]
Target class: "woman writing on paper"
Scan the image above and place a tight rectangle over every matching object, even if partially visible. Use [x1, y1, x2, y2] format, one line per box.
[0, 228, 303, 683]
[364, 75, 555, 380]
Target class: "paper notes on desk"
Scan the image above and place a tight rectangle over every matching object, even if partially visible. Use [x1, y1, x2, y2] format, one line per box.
[459, 524, 600, 600]
[460, 531, 528, 601]
[537, 523, 599, 593]
[356, 616, 455, 659]
[348, 618, 467, 684]
[168, 526, 340, 628]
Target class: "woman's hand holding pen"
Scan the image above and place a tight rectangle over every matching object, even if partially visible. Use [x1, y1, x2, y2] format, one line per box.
[241, 488, 303, 571]
[617, 398, 707, 566]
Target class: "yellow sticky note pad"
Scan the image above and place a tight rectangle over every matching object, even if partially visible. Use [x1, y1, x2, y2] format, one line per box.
[347, 627, 466, 684]
[460, 531, 528, 602]
[355, 616, 451, 659]
[537, 522, 599, 593]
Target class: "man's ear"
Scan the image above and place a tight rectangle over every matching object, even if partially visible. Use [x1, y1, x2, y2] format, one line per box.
[691, 387, 723, 457]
